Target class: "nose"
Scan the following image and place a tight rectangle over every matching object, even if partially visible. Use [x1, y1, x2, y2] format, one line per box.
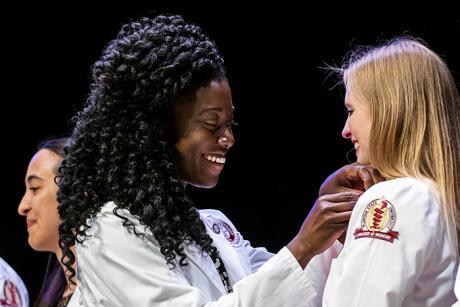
[18, 194, 31, 216]
[342, 118, 351, 139]
[218, 127, 235, 149]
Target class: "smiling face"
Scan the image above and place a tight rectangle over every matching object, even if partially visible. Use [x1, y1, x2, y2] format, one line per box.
[17, 149, 62, 253]
[171, 80, 235, 188]
[342, 88, 372, 164]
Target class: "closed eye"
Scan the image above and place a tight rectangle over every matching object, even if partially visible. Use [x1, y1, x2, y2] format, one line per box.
[204, 122, 219, 132]
[29, 187, 39, 193]
[204, 119, 238, 133]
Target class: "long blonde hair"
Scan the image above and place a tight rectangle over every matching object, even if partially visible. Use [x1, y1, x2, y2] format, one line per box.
[342, 37, 460, 257]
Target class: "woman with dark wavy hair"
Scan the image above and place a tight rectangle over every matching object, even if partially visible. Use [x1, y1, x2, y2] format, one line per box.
[57, 14, 378, 306]
[18, 137, 74, 307]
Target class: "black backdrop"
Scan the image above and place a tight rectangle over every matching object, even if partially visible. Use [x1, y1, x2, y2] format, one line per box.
[3, 2, 459, 301]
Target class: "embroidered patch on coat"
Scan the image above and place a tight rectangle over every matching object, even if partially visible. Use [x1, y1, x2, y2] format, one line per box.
[354, 198, 399, 243]
[208, 218, 242, 247]
[212, 223, 221, 234]
[1, 280, 22, 307]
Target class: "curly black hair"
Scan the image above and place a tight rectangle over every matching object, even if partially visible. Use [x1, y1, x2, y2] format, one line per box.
[57, 14, 227, 284]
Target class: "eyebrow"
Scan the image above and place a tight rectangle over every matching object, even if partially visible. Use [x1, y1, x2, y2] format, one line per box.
[26, 175, 43, 183]
[198, 107, 235, 115]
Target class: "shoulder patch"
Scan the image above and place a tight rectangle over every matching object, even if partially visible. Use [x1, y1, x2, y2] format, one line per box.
[1, 280, 23, 307]
[354, 198, 399, 243]
[205, 217, 242, 247]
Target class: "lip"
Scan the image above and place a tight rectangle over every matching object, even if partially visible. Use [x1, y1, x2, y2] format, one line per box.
[202, 153, 225, 173]
[203, 152, 226, 162]
[26, 219, 37, 229]
[352, 139, 359, 149]
[205, 151, 227, 156]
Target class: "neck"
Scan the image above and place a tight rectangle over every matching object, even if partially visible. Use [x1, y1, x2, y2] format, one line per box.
[54, 246, 77, 297]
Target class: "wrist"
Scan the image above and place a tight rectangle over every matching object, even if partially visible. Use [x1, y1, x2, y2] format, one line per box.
[287, 237, 315, 269]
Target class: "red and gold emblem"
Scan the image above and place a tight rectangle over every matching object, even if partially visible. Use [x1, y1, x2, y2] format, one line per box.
[354, 198, 399, 243]
[1, 280, 22, 307]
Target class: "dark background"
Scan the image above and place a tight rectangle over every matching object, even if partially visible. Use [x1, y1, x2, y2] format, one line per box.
[2, 2, 459, 301]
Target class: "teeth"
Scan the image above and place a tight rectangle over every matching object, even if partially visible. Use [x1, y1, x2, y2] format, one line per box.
[204, 154, 226, 164]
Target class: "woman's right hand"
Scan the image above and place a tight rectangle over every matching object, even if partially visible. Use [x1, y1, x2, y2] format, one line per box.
[287, 191, 361, 269]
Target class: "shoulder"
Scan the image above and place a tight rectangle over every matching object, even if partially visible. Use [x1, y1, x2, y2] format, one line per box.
[83, 201, 151, 242]
[361, 177, 438, 210]
[368, 176, 434, 194]
[0, 257, 24, 285]
[90, 201, 141, 226]
[199, 209, 238, 230]
[199, 209, 231, 221]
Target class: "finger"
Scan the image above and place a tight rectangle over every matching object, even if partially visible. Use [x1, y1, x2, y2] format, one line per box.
[356, 167, 374, 190]
[337, 230, 347, 245]
[328, 211, 353, 224]
[369, 167, 386, 184]
[319, 191, 362, 202]
[324, 201, 356, 213]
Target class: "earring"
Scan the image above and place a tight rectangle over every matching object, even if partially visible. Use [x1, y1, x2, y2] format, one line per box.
[345, 147, 356, 163]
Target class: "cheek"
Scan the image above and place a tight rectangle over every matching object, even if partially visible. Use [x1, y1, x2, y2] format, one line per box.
[40, 203, 61, 228]
[175, 139, 193, 166]
[29, 212, 60, 251]
[348, 119, 358, 137]
[37, 190, 60, 224]
[176, 133, 207, 159]
[349, 117, 368, 141]
[360, 121, 372, 147]
[174, 139, 201, 178]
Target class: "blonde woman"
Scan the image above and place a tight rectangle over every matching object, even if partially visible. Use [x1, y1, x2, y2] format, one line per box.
[322, 38, 460, 306]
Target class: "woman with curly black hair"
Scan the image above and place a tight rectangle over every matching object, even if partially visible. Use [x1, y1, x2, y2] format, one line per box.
[58, 14, 378, 306]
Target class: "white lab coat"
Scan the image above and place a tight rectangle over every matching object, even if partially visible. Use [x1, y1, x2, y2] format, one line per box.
[322, 177, 458, 307]
[68, 201, 327, 307]
[0, 257, 29, 307]
[453, 270, 460, 307]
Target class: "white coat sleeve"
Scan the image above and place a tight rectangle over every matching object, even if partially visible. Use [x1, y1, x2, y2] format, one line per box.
[453, 271, 460, 307]
[244, 241, 274, 273]
[71, 205, 317, 307]
[322, 178, 455, 307]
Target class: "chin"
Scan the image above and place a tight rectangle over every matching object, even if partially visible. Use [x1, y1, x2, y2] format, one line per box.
[29, 236, 55, 252]
[28, 239, 45, 252]
[193, 181, 219, 189]
[357, 157, 370, 164]
[187, 177, 219, 189]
